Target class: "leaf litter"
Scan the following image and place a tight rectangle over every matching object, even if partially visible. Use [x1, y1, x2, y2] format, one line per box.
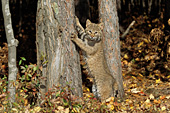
[0, 15, 170, 112]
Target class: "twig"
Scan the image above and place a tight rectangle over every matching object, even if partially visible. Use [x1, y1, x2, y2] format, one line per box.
[121, 20, 136, 39]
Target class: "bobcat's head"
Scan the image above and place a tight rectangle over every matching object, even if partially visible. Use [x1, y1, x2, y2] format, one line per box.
[85, 19, 104, 42]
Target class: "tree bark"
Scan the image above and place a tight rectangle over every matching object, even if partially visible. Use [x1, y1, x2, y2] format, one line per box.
[98, 0, 124, 98]
[36, 0, 83, 98]
[164, 0, 170, 34]
[1, 0, 18, 103]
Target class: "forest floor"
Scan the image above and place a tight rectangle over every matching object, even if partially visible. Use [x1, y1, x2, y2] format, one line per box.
[0, 14, 170, 112]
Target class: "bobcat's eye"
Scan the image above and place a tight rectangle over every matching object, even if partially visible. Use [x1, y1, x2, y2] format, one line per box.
[94, 32, 98, 34]
[89, 30, 92, 33]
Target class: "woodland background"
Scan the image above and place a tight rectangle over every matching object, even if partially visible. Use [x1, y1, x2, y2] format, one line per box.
[0, 0, 170, 112]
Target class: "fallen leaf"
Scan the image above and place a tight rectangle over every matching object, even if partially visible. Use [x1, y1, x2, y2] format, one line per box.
[160, 95, 165, 100]
[65, 108, 69, 113]
[149, 94, 154, 100]
[153, 99, 161, 104]
[105, 97, 114, 103]
[166, 95, 170, 99]
[33, 107, 41, 112]
[131, 88, 140, 93]
[156, 79, 162, 84]
[161, 106, 166, 111]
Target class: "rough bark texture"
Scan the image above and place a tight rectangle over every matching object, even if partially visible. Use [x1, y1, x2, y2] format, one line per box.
[36, 0, 83, 98]
[1, 0, 18, 103]
[98, 0, 124, 98]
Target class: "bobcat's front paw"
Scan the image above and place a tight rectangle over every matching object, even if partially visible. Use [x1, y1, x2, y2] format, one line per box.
[71, 33, 78, 41]
[75, 16, 81, 27]
[75, 16, 79, 24]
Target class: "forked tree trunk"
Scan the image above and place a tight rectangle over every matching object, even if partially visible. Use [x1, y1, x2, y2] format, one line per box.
[99, 0, 124, 98]
[36, 0, 83, 98]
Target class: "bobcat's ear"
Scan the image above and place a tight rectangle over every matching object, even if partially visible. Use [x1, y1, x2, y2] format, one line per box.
[86, 19, 92, 27]
[98, 23, 104, 30]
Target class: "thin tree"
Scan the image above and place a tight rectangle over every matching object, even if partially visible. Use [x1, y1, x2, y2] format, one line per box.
[1, 0, 18, 103]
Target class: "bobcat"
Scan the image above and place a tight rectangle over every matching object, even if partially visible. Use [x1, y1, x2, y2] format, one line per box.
[71, 17, 116, 102]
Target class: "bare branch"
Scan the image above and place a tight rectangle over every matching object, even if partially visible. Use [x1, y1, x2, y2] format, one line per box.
[121, 20, 136, 39]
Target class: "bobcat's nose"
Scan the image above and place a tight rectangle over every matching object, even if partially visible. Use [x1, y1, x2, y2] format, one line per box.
[90, 34, 95, 37]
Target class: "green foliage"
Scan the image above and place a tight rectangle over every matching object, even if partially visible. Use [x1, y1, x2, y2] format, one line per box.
[19, 57, 26, 66]
[0, 57, 119, 112]
[1, 57, 40, 112]
[0, 75, 8, 93]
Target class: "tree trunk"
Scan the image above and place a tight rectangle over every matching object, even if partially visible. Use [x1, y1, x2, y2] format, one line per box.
[164, 0, 170, 34]
[36, 0, 83, 98]
[1, 0, 18, 103]
[98, 0, 124, 98]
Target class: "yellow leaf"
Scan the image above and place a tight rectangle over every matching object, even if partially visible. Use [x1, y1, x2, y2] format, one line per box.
[130, 106, 133, 109]
[124, 54, 129, 59]
[127, 89, 131, 92]
[123, 83, 126, 87]
[135, 58, 140, 61]
[87, 94, 91, 98]
[138, 50, 142, 53]
[24, 99, 28, 106]
[132, 76, 136, 79]
[162, 24, 165, 29]
[167, 75, 170, 78]
[109, 105, 114, 111]
[143, 38, 149, 43]
[137, 42, 144, 47]
[86, 88, 90, 92]
[156, 78, 162, 84]
[138, 73, 143, 77]
[123, 60, 128, 65]
[148, 24, 152, 27]
[72, 108, 79, 112]
[33, 107, 41, 112]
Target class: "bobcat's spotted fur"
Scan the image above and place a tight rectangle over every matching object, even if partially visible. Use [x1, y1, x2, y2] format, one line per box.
[71, 17, 116, 101]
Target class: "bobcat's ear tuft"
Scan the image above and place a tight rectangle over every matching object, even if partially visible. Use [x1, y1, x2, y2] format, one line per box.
[86, 19, 92, 27]
[98, 23, 104, 30]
